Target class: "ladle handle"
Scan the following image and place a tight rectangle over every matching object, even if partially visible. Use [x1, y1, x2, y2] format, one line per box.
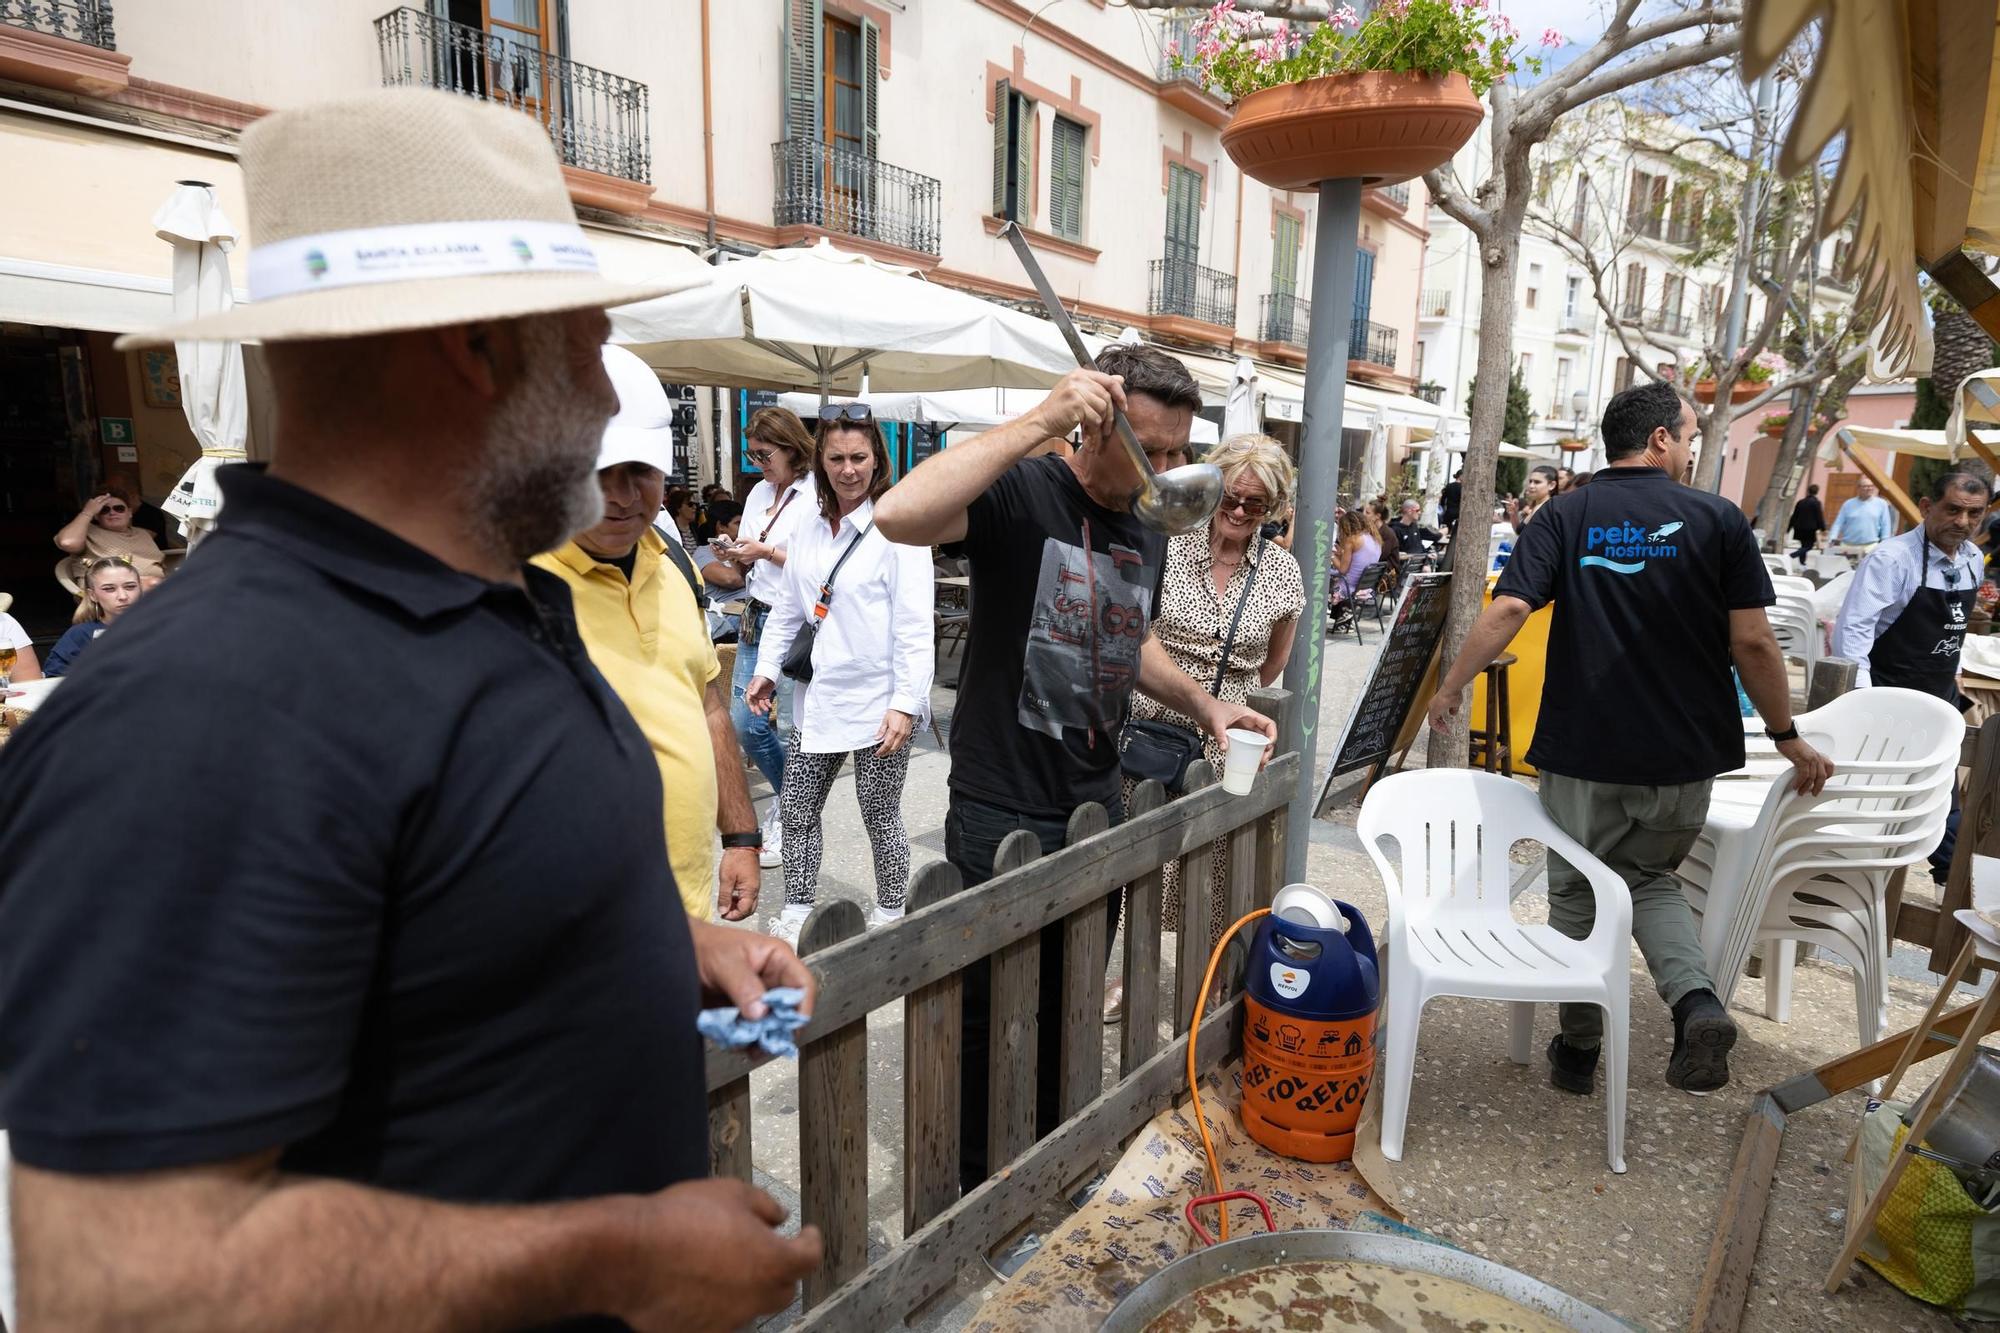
[999, 222, 1162, 488]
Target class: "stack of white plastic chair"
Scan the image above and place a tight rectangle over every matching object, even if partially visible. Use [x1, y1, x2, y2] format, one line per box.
[1360, 770, 1634, 1173]
[1680, 688, 1964, 1048]
[1766, 576, 1822, 675]
[1762, 551, 1797, 578]
[1809, 549, 1853, 579]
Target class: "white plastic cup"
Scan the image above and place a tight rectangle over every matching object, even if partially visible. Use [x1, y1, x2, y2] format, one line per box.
[1221, 727, 1270, 795]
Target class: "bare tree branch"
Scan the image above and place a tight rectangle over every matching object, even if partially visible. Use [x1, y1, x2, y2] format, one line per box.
[1552, 20, 1744, 119]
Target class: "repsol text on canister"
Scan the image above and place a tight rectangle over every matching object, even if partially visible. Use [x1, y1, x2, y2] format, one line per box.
[1239, 889, 1380, 1163]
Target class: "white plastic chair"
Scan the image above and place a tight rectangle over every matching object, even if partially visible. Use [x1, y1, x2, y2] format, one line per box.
[1360, 770, 1634, 1173]
[1681, 688, 1964, 1048]
[1763, 551, 1798, 577]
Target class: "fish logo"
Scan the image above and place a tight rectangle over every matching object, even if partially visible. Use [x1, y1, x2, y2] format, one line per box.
[1647, 521, 1684, 542]
[303, 249, 329, 281]
[510, 237, 534, 264]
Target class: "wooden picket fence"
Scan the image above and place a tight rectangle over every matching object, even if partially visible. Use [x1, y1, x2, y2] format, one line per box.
[704, 689, 1296, 1326]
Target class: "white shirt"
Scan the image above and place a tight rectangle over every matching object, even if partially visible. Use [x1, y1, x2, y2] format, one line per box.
[740, 473, 817, 607]
[1831, 526, 1985, 685]
[0, 613, 29, 650]
[754, 497, 935, 753]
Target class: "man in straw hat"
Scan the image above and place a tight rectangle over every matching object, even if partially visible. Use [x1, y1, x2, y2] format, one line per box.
[0, 90, 819, 1331]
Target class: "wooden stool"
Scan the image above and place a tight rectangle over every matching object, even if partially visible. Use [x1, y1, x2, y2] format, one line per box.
[1467, 652, 1517, 776]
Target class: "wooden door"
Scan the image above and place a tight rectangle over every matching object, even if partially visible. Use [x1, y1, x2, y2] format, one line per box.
[822, 13, 864, 229]
[480, 0, 553, 113]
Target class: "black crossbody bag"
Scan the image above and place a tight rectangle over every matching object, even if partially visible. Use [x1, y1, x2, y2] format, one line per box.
[780, 520, 873, 683]
[1118, 540, 1262, 791]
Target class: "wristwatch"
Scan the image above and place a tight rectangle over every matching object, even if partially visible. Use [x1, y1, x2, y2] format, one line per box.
[720, 831, 765, 850]
[1765, 723, 1799, 743]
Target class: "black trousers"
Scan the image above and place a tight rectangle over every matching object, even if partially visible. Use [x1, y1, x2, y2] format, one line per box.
[950, 791, 1123, 1196]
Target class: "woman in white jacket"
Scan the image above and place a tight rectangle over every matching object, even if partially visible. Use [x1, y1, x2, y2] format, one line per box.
[746, 404, 935, 944]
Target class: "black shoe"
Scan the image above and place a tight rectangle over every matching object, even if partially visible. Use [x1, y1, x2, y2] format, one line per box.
[1548, 1034, 1598, 1095]
[1667, 989, 1737, 1095]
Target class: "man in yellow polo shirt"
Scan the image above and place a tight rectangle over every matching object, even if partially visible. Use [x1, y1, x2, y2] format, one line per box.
[535, 346, 763, 920]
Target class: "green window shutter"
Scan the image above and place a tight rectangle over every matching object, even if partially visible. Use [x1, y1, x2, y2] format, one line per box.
[1165, 164, 1200, 262]
[782, 0, 822, 143]
[861, 17, 880, 158]
[992, 78, 1012, 217]
[1272, 212, 1300, 294]
[1014, 98, 1035, 224]
[1051, 116, 1085, 241]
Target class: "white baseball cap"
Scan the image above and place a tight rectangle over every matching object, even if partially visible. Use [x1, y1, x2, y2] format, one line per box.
[596, 344, 673, 474]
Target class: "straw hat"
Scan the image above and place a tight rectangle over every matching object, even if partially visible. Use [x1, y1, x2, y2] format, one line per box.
[116, 89, 699, 349]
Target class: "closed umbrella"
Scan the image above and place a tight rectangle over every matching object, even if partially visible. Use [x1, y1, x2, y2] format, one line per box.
[1222, 355, 1260, 441]
[151, 181, 247, 548]
[609, 238, 1078, 397]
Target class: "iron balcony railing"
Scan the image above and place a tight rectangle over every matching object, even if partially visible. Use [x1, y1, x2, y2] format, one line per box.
[1350, 317, 1397, 369]
[1260, 293, 1309, 347]
[375, 6, 650, 183]
[1, 0, 113, 46]
[1372, 181, 1412, 210]
[1665, 217, 1703, 246]
[1158, 16, 1228, 98]
[1415, 383, 1447, 405]
[1645, 306, 1693, 338]
[1557, 310, 1594, 336]
[772, 137, 941, 257]
[1150, 257, 1237, 328]
[1618, 299, 1646, 323]
[1418, 287, 1451, 319]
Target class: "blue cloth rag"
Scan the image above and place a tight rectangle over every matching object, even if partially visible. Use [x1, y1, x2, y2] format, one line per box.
[696, 987, 811, 1059]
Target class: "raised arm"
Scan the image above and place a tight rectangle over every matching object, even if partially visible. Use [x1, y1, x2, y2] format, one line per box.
[872, 369, 1122, 546]
[55, 495, 110, 554]
[13, 1153, 816, 1333]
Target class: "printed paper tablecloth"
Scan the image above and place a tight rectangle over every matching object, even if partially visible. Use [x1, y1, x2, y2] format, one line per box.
[966, 1062, 1390, 1331]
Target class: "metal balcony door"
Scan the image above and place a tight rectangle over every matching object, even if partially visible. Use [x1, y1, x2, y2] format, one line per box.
[1164, 164, 1201, 314]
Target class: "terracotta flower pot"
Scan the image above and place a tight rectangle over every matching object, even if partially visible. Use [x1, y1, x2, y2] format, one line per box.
[1220, 72, 1484, 192]
[1760, 418, 1789, 438]
[1556, 439, 1589, 452]
[1693, 379, 1762, 405]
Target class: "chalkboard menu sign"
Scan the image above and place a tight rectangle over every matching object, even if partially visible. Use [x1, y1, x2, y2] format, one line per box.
[1322, 572, 1452, 785]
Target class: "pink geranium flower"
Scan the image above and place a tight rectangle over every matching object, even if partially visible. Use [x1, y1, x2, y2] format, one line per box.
[1540, 26, 1564, 47]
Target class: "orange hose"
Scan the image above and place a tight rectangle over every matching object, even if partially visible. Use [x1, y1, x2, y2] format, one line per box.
[1184, 906, 1270, 1244]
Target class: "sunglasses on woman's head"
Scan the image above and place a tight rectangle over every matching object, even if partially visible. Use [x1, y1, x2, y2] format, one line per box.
[818, 402, 873, 424]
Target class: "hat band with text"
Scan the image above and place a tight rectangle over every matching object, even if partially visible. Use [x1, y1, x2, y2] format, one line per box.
[248, 219, 600, 301]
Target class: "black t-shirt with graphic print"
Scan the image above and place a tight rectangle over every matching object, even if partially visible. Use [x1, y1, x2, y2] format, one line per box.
[954, 453, 1167, 818]
[1494, 465, 1775, 785]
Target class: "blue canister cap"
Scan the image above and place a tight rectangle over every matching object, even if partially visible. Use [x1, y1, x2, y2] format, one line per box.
[1245, 897, 1379, 1021]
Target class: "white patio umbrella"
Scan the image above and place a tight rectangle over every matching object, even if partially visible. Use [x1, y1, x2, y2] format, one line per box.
[151, 181, 248, 548]
[1222, 355, 1261, 440]
[609, 238, 1079, 397]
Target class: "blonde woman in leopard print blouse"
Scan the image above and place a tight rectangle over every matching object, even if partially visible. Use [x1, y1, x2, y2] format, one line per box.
[1116, 435, 1305, 998]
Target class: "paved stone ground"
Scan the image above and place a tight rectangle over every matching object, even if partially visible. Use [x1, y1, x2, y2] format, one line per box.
[736, 624, 1976, 1331]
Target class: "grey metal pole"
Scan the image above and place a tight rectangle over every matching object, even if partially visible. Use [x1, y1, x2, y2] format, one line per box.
[1280, 177, 1362, 883]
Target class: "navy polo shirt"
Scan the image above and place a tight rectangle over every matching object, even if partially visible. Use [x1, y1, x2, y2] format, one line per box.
[0, 468, 707, 1218]
[1495, 466, 1775, 785]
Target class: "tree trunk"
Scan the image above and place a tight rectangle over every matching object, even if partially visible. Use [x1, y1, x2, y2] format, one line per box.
[1436, 201, 1525, 765]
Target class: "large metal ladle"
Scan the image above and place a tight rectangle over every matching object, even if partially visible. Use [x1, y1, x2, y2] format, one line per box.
[1000, 223, 1223, 536]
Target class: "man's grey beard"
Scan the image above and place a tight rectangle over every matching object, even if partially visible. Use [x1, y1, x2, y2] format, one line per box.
[469, 318, 613, 564]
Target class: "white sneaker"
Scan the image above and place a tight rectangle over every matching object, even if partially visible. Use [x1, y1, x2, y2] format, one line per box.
[768, 902, 810, 947]
[867, 903, 905, 929]
[759, 804, 783, 869]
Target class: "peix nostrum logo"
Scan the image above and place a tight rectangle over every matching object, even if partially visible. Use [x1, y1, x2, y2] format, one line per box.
[1579, 520, 1683, 575]
[303, 249, 329, 281]
[510, 236, 534, 264]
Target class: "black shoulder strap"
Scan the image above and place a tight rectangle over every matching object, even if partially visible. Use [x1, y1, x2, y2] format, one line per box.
[1211, 537, 1264, 696]
[816, 521, 876, 609]
[653, 524, 706, 607]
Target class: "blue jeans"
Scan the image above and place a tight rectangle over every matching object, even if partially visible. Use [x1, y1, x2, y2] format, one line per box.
[951, 790, 1125, 1194]
[729, 615, 792, 792]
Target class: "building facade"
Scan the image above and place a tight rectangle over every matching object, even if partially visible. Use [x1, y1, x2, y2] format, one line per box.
[0, 0, 1439, 636]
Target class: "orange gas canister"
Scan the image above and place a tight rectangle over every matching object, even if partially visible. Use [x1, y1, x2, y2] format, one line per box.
[1239, 887, 1379, 1163]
